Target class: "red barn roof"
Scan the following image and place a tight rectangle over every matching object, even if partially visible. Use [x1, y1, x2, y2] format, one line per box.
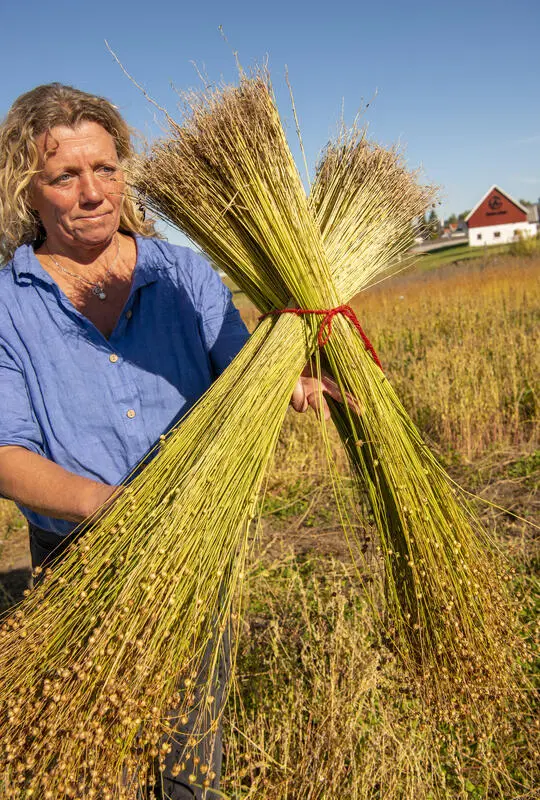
[466, 186, 528, 228]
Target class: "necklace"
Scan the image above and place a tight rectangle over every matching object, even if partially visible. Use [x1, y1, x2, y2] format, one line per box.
[45, 236, 120, 301]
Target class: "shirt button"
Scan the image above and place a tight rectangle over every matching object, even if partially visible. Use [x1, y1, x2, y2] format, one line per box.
[125, 310, 133, 320]
[126, 409, 136, 419]
[109, 354, 119, 363]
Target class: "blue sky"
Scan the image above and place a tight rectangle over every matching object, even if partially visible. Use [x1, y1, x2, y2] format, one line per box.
[1, 0, 538, 243]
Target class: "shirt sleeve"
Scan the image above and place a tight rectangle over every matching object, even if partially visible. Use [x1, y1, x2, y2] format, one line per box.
[191, 254, 251, 377]
[0, 341, 44, 455]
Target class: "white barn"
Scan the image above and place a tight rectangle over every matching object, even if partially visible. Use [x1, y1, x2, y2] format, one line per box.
[466, 186, 537, 247]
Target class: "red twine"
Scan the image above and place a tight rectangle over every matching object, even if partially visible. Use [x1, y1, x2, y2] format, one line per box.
[260, 304, 383, 371]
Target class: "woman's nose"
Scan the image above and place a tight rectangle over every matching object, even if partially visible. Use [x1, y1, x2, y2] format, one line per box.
[79, 171, 105, 204]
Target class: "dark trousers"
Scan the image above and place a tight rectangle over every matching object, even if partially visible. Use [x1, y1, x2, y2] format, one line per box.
[28, 522, 78, 571]
[27, 522, 227, 799]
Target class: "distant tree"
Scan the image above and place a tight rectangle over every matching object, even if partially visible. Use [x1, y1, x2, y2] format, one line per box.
[418, 212, 430, 239]
[411, 215, 426, 241]
[447, 213, 458, 225]
[410, 213, 428, 241]
[458, 210, 471, 221]
[427, 209, 440, 239]
[519, 198, 532, 207]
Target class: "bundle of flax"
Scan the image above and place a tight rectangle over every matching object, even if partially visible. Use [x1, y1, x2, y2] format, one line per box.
[135, 72, 523, 693]
[0, 71, 523, 799]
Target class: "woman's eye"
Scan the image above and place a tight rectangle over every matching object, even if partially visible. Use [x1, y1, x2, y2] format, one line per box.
[98, 165, 118, 177]
[52, 173, 72, 184]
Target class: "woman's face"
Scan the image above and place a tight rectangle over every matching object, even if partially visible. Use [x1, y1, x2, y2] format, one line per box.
[31, 121, 125, 253]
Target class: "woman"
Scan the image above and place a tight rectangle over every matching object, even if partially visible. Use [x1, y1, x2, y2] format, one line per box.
[0, 83, 337, 798]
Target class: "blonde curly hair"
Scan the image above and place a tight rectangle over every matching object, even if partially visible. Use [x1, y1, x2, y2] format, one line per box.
[0, 83, 156, 264]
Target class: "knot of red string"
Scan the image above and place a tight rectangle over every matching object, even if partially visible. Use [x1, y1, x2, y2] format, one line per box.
[260, 304, 383, 371]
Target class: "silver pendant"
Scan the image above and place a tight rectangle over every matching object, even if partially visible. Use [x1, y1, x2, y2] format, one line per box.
[93, 286, 107, 300]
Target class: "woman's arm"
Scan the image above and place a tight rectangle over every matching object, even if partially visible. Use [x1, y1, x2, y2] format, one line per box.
[0, 446, 118, 523]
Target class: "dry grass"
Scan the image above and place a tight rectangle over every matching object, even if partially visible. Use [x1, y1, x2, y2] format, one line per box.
[222, 555, 537, 800]
[355, 256, 539, 461]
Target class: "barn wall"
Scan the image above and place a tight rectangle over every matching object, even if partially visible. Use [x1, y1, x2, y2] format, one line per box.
[469, 222, 537, 246]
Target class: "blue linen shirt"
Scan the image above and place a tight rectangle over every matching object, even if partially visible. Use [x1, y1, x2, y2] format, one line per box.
[0, 236, 250, 536]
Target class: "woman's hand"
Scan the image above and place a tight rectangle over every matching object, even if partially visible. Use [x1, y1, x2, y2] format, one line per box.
[87, 483, 123, 521]
[290, 367, 344, 421]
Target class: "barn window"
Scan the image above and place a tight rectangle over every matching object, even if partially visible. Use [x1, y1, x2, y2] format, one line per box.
[494, 231, 501, 238]
[476, 233, 482, 240]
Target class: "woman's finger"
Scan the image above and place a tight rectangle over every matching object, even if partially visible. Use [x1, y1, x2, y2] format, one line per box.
[290, 379, 308, 412]
[305, 389, 331, 421]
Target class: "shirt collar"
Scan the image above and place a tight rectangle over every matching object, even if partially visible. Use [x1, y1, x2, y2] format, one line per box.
[11, 244, 56, 287]
[130, 235, 162, 290]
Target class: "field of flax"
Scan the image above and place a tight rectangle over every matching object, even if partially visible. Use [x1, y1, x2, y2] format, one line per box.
[357, 257, 539, 462]
[0, 252, 538, 799]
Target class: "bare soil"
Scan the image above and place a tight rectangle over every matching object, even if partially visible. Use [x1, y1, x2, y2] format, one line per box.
[0, 505, 31, 614]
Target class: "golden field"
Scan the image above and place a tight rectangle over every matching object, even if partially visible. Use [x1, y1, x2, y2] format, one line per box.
[0, 252, 538, 799]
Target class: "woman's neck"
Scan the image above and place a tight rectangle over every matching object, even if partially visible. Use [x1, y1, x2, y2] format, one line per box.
[36, 234, 118, 271]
